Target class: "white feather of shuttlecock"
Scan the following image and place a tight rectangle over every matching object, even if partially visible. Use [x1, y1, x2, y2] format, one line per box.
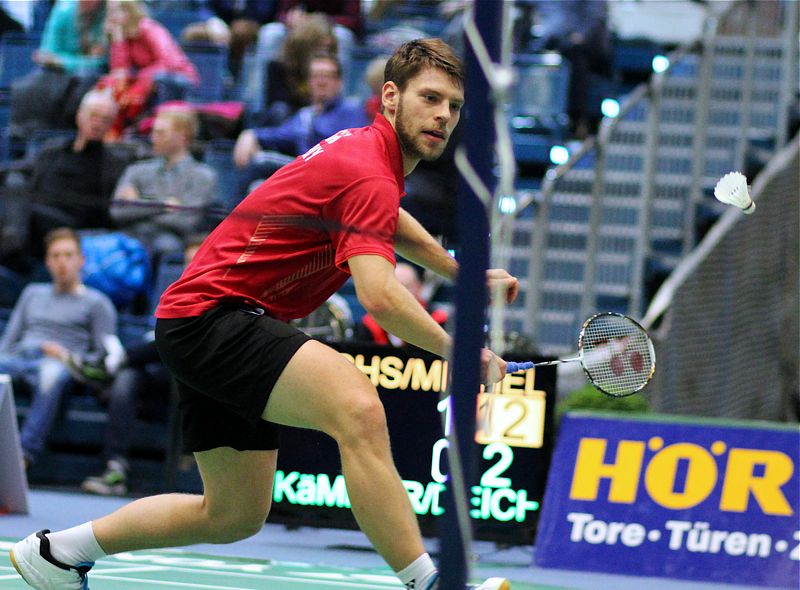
[714, 171, 755, 214]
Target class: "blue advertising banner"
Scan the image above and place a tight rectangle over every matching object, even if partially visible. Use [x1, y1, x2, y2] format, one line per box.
[535, 412, 800, 588]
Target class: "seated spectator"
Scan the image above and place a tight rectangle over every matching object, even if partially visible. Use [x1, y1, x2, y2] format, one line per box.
[79, 234, 206, 496]
[110, 107, 217, 261]
[248, 1, 360, 117]
[0, 88, 134, 269]
[34, 0, 107, 77]
[100, 0, 200, 139]
[181, 0, 277, 79]
[233, 53, 369, 191]
[0, 228, 117, 468]
[247, 13, 339, 125]
[357, 262, 448, 347]
[10, 1, 106, 139]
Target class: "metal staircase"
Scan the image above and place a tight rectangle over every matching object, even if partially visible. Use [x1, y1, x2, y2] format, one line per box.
[506, 0, 797, 356]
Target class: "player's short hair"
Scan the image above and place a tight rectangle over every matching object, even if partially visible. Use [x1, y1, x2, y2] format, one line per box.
[44, 227, 82, 254]
[384, 38, 464, 91]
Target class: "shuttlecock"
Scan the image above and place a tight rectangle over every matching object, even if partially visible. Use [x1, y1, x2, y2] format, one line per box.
[714, 171, 755, 214]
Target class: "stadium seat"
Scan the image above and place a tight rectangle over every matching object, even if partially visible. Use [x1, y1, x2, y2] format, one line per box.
[203, 139, 243, 212]
[0, 265, 24, 307]
[0, 33, 40, 91]
[183, 43, 230, 103]
[150, 4, 204, 40]
[150, 252, 185, 315]
[511, 54, 571, 167]
[25, 129, 76, 158]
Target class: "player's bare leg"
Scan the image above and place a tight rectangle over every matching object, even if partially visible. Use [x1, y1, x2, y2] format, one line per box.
[263, 339, 426, 571]
[92, 447, 277, 553]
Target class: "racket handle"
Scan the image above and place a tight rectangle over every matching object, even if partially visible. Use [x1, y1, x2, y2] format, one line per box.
[506, 361, 535, 373]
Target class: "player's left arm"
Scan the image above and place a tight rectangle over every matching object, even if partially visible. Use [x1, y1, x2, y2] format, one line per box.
[394, 208, 519, 303]
[394, 207, 457, 281]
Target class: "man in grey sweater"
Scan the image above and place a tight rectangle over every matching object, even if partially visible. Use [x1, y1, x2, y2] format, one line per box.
[110, 107, 217, 261]
[0, 227, 117, 467]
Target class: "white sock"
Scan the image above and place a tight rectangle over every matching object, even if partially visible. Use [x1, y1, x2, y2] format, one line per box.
[397, 553, 438, 589]
[46, 522, 107, 565]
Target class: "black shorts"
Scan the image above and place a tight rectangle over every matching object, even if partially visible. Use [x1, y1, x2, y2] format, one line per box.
[155, 303, 311, 453]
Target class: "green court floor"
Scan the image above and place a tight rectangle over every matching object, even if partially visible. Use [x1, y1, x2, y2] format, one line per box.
[0, 540, 564, 590]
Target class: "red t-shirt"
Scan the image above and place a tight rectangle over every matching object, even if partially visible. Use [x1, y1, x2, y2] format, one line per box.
[156, 114, 405, 321]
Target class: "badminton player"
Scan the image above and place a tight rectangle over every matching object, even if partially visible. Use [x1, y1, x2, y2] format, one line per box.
[11, 39, 517, 590]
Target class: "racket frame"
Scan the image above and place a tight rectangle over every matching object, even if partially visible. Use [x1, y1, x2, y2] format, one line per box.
[505, 312, 656, 397]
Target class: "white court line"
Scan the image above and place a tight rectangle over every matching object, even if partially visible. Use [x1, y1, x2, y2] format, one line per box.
[0, 568, 398, 589]
[142, 563, 398, 586]
[87, 575, 259, 589]
[89, 565, 169, 575]
[0, 564, 167, 580]
[91, 571, 400, 589]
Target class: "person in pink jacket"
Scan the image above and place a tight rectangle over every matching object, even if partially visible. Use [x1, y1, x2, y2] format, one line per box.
[100, 0, 199, 138]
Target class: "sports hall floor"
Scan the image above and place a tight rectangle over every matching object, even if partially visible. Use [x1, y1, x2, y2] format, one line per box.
[0, 489, 769, 590]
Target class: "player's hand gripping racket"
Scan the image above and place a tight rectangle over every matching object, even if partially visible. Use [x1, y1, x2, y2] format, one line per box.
[506, 312, 656, 397]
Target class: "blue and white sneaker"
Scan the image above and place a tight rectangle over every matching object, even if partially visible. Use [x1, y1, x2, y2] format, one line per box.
[421, 574, 511, 590]
[9, 530, 93, 590]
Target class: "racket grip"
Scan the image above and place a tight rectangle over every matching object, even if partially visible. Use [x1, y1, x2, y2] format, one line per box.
[506, 361, 535, 373]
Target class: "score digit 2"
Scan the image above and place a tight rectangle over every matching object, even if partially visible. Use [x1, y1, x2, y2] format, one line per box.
[475, 389, 546, 448]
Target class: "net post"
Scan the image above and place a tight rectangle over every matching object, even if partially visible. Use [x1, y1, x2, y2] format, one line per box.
[440, 4, 502, 588]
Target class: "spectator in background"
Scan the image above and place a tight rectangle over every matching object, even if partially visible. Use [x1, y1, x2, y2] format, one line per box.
[9, 1, 107, 138]
[100, 0, 199, 138]
[80, 233, 207, 496]
[524, 0, 611, 138]
[246, 13, 339, 125]
[181, 0, 277, 79]
[357, 262, 448, 347]
[34, 0, 107, 77]
[233, 53, 368, 190]
[0, 88, 133, 269]
[111, 107, 217, 261]
[0, 228, 117, 468]
[248, 0, 360, 115]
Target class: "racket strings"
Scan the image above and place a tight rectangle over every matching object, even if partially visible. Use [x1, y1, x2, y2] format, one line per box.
[580, 314, 655, 396]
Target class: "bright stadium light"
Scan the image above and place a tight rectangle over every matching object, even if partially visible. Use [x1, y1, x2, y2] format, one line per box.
[549, 145, 570, 165]
[498, 194, 517, 214]
[652, 55, 670, 73]
[601, 98, 620, 118]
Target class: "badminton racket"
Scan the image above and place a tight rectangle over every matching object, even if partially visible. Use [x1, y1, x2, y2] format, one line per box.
[505, 312, 655, 397]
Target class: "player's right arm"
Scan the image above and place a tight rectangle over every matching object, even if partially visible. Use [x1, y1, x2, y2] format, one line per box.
[349, 254, 451, 358]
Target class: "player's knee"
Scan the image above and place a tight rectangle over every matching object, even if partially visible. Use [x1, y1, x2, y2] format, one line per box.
[211, 512, 268, 543]
[334, 392, 388, 447]
[205, 502, 270, 543]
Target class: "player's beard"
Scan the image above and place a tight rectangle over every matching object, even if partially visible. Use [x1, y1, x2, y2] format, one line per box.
[394, 96, 447, 162]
